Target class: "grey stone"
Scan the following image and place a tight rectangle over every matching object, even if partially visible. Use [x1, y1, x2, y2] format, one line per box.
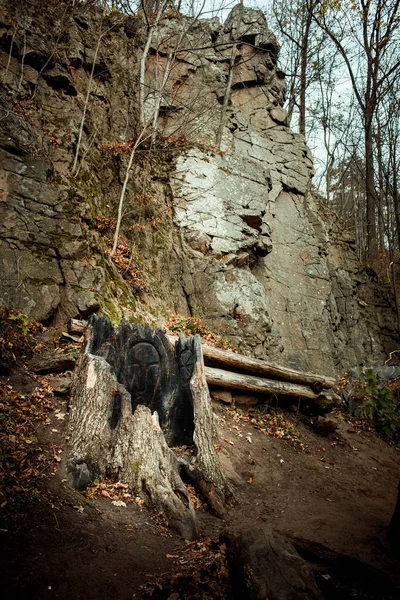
[29, 351, 77, 374]
[185, 230, 211, 254]
[311, 416, 339, 437]
[270, 107, 288, 124]
[234, 393, 259, 407]
[211, 389, 233, 404]
[50, 372, 73, 396]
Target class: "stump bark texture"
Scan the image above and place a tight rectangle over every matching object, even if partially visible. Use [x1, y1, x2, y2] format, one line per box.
[67, 317, 230, 538]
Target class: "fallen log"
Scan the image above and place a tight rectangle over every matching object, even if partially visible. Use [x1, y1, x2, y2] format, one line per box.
[166, 335, 336, 390]
[205, 366, 318, 400]
[202, 344, 336, 390]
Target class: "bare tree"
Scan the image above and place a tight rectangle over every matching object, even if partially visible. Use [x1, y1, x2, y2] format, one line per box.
[269, 0, 326, 134]
[313, 0, 400, 262]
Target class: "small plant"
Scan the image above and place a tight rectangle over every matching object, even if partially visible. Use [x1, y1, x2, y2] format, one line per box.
[354, 367, 400, 447]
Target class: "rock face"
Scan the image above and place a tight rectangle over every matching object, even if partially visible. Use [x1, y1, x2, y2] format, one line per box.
[0, 1, 397, 375]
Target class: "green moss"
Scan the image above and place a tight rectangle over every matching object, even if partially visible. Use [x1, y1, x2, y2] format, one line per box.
[131, 458, 142, 474]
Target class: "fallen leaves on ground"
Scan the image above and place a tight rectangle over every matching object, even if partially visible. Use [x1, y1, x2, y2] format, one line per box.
[141, 538, 230, 599]
[0, 377, 55, 512]
[85, 479, 135, 504]
[232, 407, 308, 452]
[186, 484, 205, 511]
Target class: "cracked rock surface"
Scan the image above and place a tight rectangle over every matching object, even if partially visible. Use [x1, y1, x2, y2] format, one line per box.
[0, 3, 397, 374]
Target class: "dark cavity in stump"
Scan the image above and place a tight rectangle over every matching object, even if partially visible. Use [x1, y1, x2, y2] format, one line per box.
[86, 316, 193, 444]
[67, 316, 231, 538]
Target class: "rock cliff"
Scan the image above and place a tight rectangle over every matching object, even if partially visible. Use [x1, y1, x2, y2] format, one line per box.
[0, 1, 397, 375]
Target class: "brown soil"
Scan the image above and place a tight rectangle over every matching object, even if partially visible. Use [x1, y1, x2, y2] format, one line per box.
[1, 349, 400, 599]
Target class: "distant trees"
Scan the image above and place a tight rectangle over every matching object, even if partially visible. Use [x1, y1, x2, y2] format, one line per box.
[313, 0, 400, 262]
[267, 0, 400, 271]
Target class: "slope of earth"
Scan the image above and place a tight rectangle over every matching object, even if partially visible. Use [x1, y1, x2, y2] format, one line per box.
[1, 331, 399, 599]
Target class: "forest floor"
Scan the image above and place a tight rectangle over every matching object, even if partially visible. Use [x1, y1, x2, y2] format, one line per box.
[1, 327, 400, 599]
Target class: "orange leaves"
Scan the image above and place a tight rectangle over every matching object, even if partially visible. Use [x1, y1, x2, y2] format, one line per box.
[98, 132, 192, 157]
[104, 236, 147, 294]
[186, 484, 205, 510]
[0, 377, 55, 509]
[235, 407, 307, 453]
[127, 206, 171, 233]
[98, 140, 138, 156]
[164, 313, 236, 351]
[85, 479, 133, 504]
[95, 215, 116, 234]
[95, 215, 147, 293]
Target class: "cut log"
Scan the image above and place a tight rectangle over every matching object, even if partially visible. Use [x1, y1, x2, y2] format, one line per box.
[201, 344, 336, 389]
[205, 366, 318, 400]
[68, 318, 87, 335]
[166, 335, 336, 390]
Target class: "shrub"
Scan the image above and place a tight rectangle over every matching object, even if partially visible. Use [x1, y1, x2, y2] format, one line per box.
[355, 366, 400, 447]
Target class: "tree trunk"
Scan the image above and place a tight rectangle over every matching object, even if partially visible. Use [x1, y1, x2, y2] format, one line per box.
[365, 110, 377, 262]
[298, 6, 312, 137]
[187, 336, 233, 515]
[67, 317, 231, 537]
[222, 528, 324, 600]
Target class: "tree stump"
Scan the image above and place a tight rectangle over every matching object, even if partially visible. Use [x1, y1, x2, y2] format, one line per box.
[67, 317, 232, 538]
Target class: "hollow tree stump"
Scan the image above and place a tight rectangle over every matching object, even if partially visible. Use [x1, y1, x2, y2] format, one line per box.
[67, 317, 231, 538]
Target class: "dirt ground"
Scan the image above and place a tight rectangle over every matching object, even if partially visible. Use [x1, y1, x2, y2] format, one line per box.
[1, 348, 400, 599]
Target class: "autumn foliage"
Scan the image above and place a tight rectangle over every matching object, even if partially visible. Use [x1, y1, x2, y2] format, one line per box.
[95, 217, 146, 293]
[164, 313, 236, 351]
[0, 307, 43, 371]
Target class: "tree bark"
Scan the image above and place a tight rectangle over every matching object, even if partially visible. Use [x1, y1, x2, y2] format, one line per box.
[67, 352, 197, 539]
[298, 3, 312, 137]
[205, 366, 318, 400]
[187, 336, 233, 515]
[222, 528, 324, 600]
[365, 113, 377, 261]
[67, 317, 231, 537]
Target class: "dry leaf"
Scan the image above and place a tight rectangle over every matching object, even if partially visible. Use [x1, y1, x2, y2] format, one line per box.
[111, 500, 127, 508]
